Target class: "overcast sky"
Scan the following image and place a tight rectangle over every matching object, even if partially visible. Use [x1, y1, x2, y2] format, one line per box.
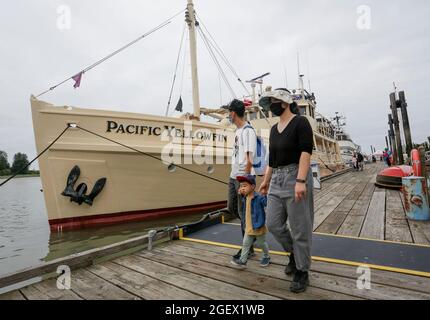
[1, 0, 429, 168]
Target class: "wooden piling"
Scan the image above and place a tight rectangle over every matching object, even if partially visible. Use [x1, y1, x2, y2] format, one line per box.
[390, 93, 404, 164]
[399, 91, 413, 157]
[388, 131, 393, 152]
[388, 114, 398, 164]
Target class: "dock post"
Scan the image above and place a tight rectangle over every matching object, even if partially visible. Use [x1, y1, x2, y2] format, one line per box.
[398, 91, 413, 158]
[390, 93, 404, 164]
[147, 230, 157, 251]
[388, 114, 397, 164]
[388, 131, 393, 152]
[385, 136, 389, 150]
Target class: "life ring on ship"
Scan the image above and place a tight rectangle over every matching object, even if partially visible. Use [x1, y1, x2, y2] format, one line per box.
[411, 149, 422, 177]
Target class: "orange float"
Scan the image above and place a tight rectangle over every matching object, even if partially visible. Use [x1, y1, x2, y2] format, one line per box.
[411, 149, 422, 177]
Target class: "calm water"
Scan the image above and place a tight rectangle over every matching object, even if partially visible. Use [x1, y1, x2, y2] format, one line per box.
[0, 177, 206, 278]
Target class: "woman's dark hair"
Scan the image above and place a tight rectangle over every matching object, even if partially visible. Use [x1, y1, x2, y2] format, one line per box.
[275, 88, 299, 115]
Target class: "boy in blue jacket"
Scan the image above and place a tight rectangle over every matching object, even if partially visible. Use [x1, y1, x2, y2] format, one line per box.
[231, 174, 271, 268]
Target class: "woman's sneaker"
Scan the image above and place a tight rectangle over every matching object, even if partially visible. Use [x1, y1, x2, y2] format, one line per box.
[230, 257, 247, 269]
[290, 270, 309, 293]
[284, 254, 297, 275]
[260, 257, 271, 267]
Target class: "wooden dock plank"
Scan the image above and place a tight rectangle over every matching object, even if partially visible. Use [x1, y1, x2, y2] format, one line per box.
[175, 240, 430, 296]
[337, 183, 375, 237]
[385, 189, 413, 243]
[0, 290, 26, 300]
[166, 242, 430, 300]
[88, 261, 206, 300]
[114, 254, 277, 300]
[313, 184, 355, 230]
[138, 247, 360, 300]
[19, 279, 82, 300]
[360, 190, 386, 240]
[69, 269, 140, 300]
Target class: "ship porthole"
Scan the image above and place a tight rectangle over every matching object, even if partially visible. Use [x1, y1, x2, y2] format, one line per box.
[167, 163, 176, 173]
[207, 165, 215, 174]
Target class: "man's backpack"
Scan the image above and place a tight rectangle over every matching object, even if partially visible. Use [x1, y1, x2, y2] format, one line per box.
[242, 125, 268, 176]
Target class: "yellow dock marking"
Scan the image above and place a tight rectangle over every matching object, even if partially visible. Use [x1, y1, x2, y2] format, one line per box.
[221, 222, 430, 248]
[178, 227, 430, 278]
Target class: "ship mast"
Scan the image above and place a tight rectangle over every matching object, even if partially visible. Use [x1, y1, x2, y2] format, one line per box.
[185, 0, 201, 120]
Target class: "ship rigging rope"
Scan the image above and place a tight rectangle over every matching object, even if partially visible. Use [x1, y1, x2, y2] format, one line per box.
[196, 25, 236, 98]
[36, 8, 186, 98]
[0, 126, 70, 187]
[165, 22, 187, 117]
[196, 13, 250, 96]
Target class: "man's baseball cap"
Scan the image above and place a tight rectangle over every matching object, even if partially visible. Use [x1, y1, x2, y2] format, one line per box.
[223, 99, 245, 114]
[236, 174, 256, 186]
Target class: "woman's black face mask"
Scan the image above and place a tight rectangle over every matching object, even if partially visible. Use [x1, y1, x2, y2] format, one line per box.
[270, 102, 285, 116]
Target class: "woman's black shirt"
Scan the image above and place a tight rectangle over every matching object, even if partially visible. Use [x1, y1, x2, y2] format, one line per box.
[269, 116, 314, 168]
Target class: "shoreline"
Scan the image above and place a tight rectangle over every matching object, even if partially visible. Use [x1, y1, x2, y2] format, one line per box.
[0, 173, 40, 180]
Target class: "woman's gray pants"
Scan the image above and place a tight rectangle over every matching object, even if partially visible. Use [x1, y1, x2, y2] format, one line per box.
[266, 164, 314, 271]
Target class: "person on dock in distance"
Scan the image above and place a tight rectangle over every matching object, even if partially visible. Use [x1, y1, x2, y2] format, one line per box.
[357, 151, 364, 171]
[224, 99, 257, 260]
[383, 148, 392, 167]
[352, 152, 358, 171]
[258, 88, 315, 293]
[230, 174, 271, 268]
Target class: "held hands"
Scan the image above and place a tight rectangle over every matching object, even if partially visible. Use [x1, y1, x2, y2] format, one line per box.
[258, 180, 269, 196]
[295, 182, 307, 202]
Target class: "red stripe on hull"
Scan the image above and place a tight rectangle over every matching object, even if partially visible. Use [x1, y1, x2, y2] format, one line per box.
[49, 201, 227, 231]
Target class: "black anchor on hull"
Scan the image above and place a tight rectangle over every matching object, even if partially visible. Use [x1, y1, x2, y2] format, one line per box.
[61, 165, 107, 206]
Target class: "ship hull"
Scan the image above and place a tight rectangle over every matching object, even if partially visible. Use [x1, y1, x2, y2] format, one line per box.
[31, 97, 234, 231]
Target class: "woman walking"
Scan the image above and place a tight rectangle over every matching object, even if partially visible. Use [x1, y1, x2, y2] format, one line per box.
[258, 88, 315, 293]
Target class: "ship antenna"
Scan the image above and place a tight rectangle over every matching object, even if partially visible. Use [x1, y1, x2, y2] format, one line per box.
[307, 51, 312, 92]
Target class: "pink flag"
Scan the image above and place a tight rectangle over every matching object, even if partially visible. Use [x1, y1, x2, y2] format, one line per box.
[72, 71, 84, 89]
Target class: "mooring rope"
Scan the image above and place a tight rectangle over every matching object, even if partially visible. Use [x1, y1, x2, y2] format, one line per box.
[0, 123, 231, 187]
[0, 126, 71, 187]
[75, 125, 229, 186]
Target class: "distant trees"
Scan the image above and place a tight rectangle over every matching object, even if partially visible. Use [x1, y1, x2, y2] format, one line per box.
[0, 151, 36, 176]
[0, 150, 10, 176]
[11, 153, 30, 175]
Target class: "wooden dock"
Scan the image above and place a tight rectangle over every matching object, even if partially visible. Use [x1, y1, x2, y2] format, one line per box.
[314, 162, 430, 244]
[1, 162, 430, 300]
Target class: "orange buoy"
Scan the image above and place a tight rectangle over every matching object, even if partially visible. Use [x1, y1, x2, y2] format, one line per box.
[411, 149, 422, 177]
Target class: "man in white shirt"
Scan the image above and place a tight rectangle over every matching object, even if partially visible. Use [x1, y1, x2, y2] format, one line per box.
[224, 99, 257, 259]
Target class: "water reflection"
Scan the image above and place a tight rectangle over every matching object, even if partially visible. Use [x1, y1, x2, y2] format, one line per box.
[0, 177, 207, 277]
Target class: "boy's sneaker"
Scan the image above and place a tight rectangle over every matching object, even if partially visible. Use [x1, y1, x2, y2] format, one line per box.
[284, 254, 297, 275]
[290, 270, 309, 293]
[230, 257, 247, 269]
[260, 257, 271, 267]
[232, 249, 242, 260]
[233, 247, 255, 260]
